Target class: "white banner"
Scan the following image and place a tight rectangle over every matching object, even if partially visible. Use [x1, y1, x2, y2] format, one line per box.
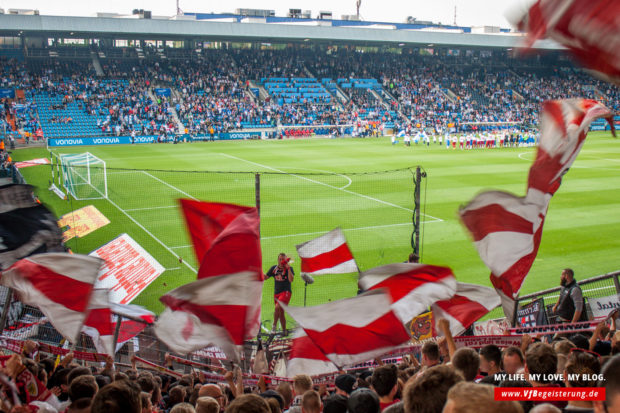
[589, 294, 620, 319]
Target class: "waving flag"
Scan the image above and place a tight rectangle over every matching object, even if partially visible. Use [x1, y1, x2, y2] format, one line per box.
[286, 330, 338, 377]
[1, 253, 101, 342]
[295, 228, 357, 275]
[431, 283, 500, 337]
[280, 290, 410, 368]
[512, 0, 620, 85]
[0, 184, 64, 271]
[155, 271, 262, 359]
[359, 263, 456, 323]
[460, 99, 614, 319]
[82, 289, 115, 356]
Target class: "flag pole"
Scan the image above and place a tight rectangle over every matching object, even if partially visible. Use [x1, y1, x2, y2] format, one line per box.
[112, 315, 123, 360]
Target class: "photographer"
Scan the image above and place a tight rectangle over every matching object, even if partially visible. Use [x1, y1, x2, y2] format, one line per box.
[266, 253, 294, 335]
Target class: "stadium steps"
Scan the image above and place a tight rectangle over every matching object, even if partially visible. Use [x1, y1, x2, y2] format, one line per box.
[248, 80, 269, 102]
[90, 52, 105, 76]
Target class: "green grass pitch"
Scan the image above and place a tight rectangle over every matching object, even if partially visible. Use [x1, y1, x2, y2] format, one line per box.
[12, 132, 620, 327]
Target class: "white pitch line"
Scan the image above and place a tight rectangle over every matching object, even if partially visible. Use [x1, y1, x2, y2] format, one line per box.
[142, 171, 197, 200]
[518, 152, 533, 161]
[169, 221, 440, 249]
[125, 205, 178, 212]
[220, 153, 443, 221]
[103, 196, 197, 274]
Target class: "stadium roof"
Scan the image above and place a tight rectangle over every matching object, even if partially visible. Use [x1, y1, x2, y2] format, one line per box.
[0, 13, 562, 49]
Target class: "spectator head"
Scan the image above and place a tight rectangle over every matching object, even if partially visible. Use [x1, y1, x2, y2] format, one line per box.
[67, 398, 92, 413]
[479, 345, 502, 375]
[67, 367, 92, 385]
[69, 374, 99, 401]
[594, 354, 620, 413]
[564, 349, 601, 388]
[529, 404, 561, 413]
[276, 382, 293, 409]
[408, 253, 419, 263]
[196, 396, 220, 413]
[568, 334, 589, 351]
[421, 342, 440, 367]
[140, 391, 152, 413]
[94, 375, 111, 390]
[91, 380, 141, 413]
[266, 398, 281, 413]
[114, 372, 129, 382]
[302, 390, 321, 413]
[171, 403, 196, 413]
[561, 268, 574, 286]
[260, 389, 284, 410]
[137, 375, 155, 394]
[334, 374, 356, 396]
[451, 348, 480, 381]
[293, 374, 313, 396]
[502, 347, 524, 375]
[323, 394, 348, 413]
[403, 365, 463, 413]
[169, 386, 187, 406]
[443, 382, 523, 413]
[347, 388, 380, 413]
[199, 384, 226, 410]
[226, 394, 270, 413]
[371, 364, 398, 399]
[126, 369, 139, 381]
[525, 343, 557, 384]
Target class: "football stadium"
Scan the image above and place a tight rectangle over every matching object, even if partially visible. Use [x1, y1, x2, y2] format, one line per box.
[1, 1, 620, 412]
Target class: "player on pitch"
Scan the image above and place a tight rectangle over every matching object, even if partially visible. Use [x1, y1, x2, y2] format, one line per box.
[266, 252, 294, 334]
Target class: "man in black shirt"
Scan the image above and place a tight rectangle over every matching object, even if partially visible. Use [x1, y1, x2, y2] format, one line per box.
[266, 253, 294, 334]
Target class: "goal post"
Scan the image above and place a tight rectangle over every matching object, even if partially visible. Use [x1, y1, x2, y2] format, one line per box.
[58, 152, 108, 200]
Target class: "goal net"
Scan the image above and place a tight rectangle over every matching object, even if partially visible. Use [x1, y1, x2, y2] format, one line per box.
[59, 153, 108, 200]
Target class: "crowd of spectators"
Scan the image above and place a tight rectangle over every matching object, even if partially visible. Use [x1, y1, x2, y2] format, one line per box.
[1, 314, 618, 413]
[0, 49, 618, 139]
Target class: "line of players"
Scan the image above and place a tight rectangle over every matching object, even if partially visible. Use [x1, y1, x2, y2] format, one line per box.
[393, 130, 539, 149]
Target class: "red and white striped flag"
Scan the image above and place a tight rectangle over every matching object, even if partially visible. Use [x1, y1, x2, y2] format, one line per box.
[1, 253, 101, 342]
[286, 330, 338, 377]
[280, 290, 411, 368]
[295, 228, 357, 275]
[155, 271, 263, 360]
[431, 282, 500, 337]
[358, 263, 456, 323]
[108, 303, 155, 353]
[460, 99, 614, 319]
[82, 289, 115, 357]
[511, 0, 620, 85]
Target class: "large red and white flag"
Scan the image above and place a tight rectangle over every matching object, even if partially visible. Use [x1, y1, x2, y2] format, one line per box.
[110, 303, 155, 352]
[82, 289, 115, 357]
[511, 0, 620, 85]
[431, 282, 500, 337]
[460, 99, 614, 319]
[155, 271, 263, 360]
[358, 263, 456, 323]
[280, 290, 411, 368]
[286, 330, 338, 377]
[295, 228, 357, 275]
[1, 253, 101, 342]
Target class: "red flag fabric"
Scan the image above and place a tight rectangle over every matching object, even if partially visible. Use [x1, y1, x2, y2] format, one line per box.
[179, 200, 262, 280]
[512, 0, 620, 85]
[431, 282, 500, 337]
[459, 99, 614, 319]
[0, 253, 101, 342]
[280, 290, 411, 368]
[82, 289, 114, 356]
[286, 330, 338, 377]
[296, 228, 357, 275]
[359, 263, 456, 323]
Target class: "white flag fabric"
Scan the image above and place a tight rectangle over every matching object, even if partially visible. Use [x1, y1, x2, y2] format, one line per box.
[1, 253, 101, 342]
[280, 290, 410, 368]
[296, 228, 357, 275]
[359, 263, 457, 323]
[286, 329, 338, 378]
[155, 271, 263, 360]
[82, 289, 115, 356]
[459, 99, 613, 320]
[431, 282, 501, 337]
